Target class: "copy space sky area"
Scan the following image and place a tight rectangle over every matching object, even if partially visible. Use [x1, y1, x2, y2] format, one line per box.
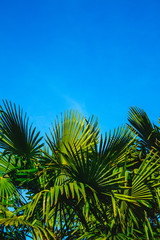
[0, 0, 160, 136]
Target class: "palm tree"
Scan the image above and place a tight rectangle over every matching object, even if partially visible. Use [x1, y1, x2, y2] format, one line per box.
[0, 101, 160, 239]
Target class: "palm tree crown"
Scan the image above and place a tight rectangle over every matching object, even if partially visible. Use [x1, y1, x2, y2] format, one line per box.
[0, 101, 160, 240]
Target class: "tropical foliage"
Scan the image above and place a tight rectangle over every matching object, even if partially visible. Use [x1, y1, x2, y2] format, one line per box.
[0, 101, 160, 239]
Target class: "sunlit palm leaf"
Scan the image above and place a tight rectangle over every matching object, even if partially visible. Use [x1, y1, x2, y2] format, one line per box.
[0, 175, 17, 205]
[45, 110, 99, 164]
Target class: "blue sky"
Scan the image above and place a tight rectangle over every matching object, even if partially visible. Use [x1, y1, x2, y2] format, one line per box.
[0, 0, 160, 137]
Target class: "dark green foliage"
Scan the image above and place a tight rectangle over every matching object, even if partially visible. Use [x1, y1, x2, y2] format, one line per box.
[0, 100, 43, 162]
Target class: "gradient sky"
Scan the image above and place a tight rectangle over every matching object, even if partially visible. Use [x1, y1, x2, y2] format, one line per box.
[0, 0, 160, 137]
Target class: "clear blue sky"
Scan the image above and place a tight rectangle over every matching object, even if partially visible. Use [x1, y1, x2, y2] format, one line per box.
[0, 0, 160, 136]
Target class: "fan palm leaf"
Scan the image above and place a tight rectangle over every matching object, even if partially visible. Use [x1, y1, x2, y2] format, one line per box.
[0, 100, 43, 165]
[0, 215, 56, 240]
[128, 107, 160, 151]
[45, 110, 99, 164]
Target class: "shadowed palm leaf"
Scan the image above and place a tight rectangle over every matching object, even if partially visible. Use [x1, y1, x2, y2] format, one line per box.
[128, 107, 160, 151]
[0, 100, 43, 164]
[0, 215, 55, 240]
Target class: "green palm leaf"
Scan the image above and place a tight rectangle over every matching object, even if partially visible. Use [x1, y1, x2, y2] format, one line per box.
[0, 216, 55, 240]
[45, 110, 99, 164]
[128, 107, 160, 151]
[97, 125, 136, 166]
[0, 175, 17, 206]
[0, 100, 43, 164]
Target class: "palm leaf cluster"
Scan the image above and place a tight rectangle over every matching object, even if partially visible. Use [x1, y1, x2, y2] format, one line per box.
[0, 101, 160, 239]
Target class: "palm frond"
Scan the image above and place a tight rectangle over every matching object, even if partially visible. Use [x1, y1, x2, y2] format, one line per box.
[45, 110, 99, 164]
[0, 100, 43, 162]
[128, 107, 160, 151]
[0, 215, 55, 240]
[98, 125, 136, 166]
[0, 175, 17, 206]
